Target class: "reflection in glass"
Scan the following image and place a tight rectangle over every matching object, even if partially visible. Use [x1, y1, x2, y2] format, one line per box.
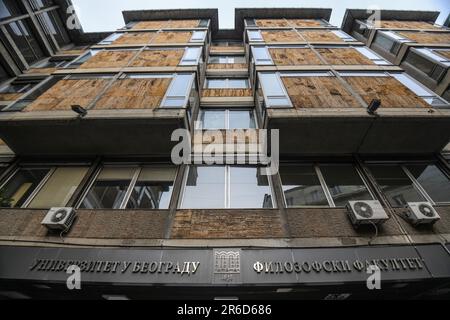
[229, 110, 256, 129]
[80, 168, 134, 209]
[126, 167, 175, 209]
[4, 19, 44, 64]
[229, 166, 273, 208]
[280, 165, 328, 206]
[182, 166, 225, 208]
[368, 165, 425, 206]
[0, 168, 50, 208]
[320, 165, 372, 207]
[200, 110, 226, 129]
[406, 164, 450, 203]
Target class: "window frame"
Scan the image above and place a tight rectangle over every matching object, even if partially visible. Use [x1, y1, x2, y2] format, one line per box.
[204, 78, 250, 89]
[196, 108, 258, 130]
[279, 163, 374, 208]
[179, 165, 275, 209]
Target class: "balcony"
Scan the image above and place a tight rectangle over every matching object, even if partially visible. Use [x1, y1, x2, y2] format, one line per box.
[258, 71, 450, 155]
[0, 73, 198, 156]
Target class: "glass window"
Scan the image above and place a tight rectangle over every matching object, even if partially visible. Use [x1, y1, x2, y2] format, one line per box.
[280, 165, 328, 207]
[319, 165, 372, 207]
[28, 0, 54, 11]
[0, 81, 36, 94]
[80, 167, 135, 209]
[3, 19, 45, 65]
[209, 56, 246, 64]
[252, 47, 273, 65]
[354, 47, 390, 65]
[368, 165, 426, 207]
[191, 31, 206, 42]
[0, 64, 10, 84]
[229, 167, 273, 208]
[181, 166, 226, 208]
[258, 73, 292, 107]
[331, 30, 356, 42]
[37, 10, 70, 47]
[98, 33, 123, 45]
[248, 30, 263, 42]
[161, 73, 193, 108]
[180, 47, 202, 65]
[126, 167, 176, 209]
[0, 168, 51, 208]
[199, 109, 256, 129]
[405, 164, 450, 203]
[205, 78, 249, 89]
[28, 167, 88, 208]
[0, 0, 23, 20]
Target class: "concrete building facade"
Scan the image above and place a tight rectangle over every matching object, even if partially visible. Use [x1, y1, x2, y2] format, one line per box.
[0, 3, 450, 299]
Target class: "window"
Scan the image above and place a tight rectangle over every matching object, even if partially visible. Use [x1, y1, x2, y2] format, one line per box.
[0, 64, 10, 84]
[0, 0, 23, 20]
[252, 47, 273, 65]
[80, 166, 176, 209]
[280, 164, 372, 207]
[319, 165, 373, 207]
[161, 73, 194, 108]
[368, 165, 426, 207]
[280, 165, 328, 207]
[373, 31, 409, 55]
[181, 165, 273, 209]
[0, 168, 50, 208]
[331, 30, 356, 42]
[258, 73, 292, 108]
[198, 109, 256, 129]
[248, 30, 263, 42]
[37, 10, 70, 47]
[404, 49, 449, 83]
[209, 56, 246, 64]
[66, 49, 100, 68]
[180, 47, 202, 66]
[191, 31, 206, 42]
[0, 78, 40, 102]
[405, 164, 450, 204]
[28, 0, 54, 11]
[2, 19, 45, 65]
[0, 166, 87, 208]
[205, 78, 249, 89]
[98, 33, 123, 45]
[354, 47, 390, 65]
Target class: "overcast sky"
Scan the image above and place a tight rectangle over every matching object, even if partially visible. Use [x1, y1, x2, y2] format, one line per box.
[72, 0, 450, 32]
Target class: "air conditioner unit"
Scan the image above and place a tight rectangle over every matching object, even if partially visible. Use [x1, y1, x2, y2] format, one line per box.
[41, 207, 76, 231]
[347, 200, 389, 226]
[406, 202, 440, 226]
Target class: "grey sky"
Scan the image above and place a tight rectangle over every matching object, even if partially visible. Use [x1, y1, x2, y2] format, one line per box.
[72, 0, 450, 32]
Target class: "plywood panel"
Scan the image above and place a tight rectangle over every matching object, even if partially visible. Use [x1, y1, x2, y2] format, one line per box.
[344, 76, 430, 108]
[288, 19, 324, 27]
[207, 63, 248, 69]
[435, 50, 450, 59]
[261, 30, 302, 42]
[112, 32, 155, 45]
[0, 93, 23, 101]
[202, 89, 253, 97]
[210, 46, 244, 53]
[166, 20, 200, 28]
[269, 48, 323, 65]
[398, 31, 450, 44]
[281, 76, 361, 108]
[152, 31, 193, 44]
[132, 21, 169, 30]
[25, 79, 109, 111]
[79, 51, 136, 69]
[316, 48, 374, 65]
[379, 21, 439, 30]
[24, 67, 57, 74]
[94, 78, 171, 110]
[130, 49, 184, 67]
[298, 30, 343, 42]
[256, 19, 289, 28]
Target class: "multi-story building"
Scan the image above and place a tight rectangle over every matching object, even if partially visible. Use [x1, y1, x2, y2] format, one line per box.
[0, 5, 450, 299]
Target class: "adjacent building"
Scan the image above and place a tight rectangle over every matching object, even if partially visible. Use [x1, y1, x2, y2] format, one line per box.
[0, 4, 450, 299]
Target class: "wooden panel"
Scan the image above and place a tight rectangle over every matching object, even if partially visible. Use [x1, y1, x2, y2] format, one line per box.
[255, 19, 289, 27]
[261, 30, 302, 42]
[344, 76, 430, 108]
[316, 48, 374, 65]
[57, 49, 86, 55]
[24, 67, 57, 74]
[210, 46, 244, 53]
[298, 30, 343, 42]
[94, 78, 171, 110]
[398, 31, 450, 44]
[152, 31, 193, 43]
[166, 20, 200, 28]
[112, 32, 155, 45]
[130, 49, 184, 67]
[281, 76, 361, 108]
[269, 48, 322, 65]
[0, 93, 23, 101]
[379, 21, 439, 29]
[25, 79, 109, 111]
[79, 51, 136, 69]
[436, 50, 450, 59]
[207, 63, 248, 69]
[202, 89, 253, 97]
[132, 21, 169, 30]
[288, 19, 324, 27]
